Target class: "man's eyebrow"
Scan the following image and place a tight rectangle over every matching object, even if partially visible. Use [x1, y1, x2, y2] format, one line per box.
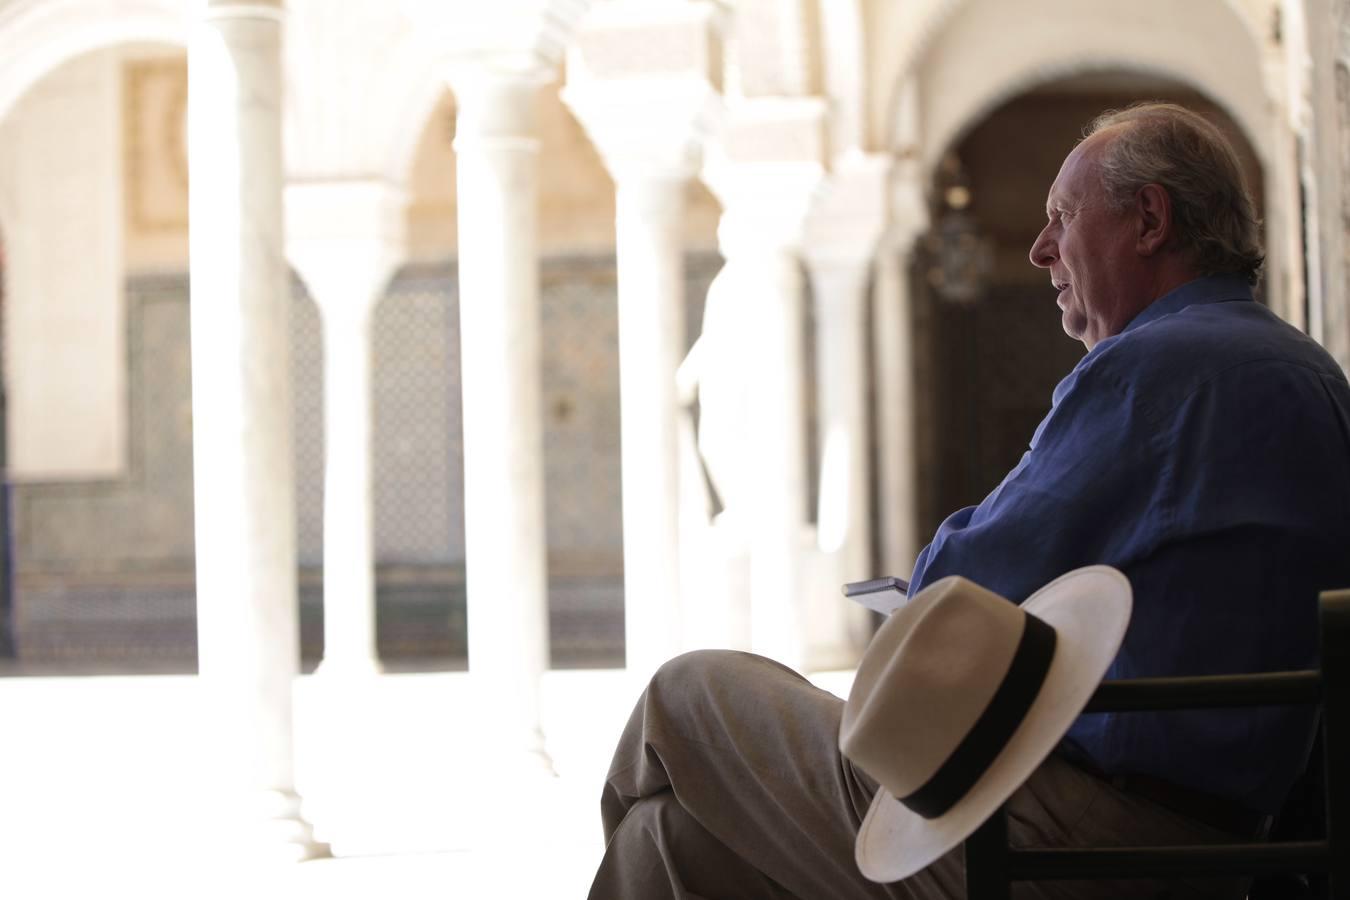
[1046, 195, 1078, 216]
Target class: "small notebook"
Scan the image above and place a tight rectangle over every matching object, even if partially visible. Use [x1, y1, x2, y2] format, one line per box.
[842, 576, 910, 615]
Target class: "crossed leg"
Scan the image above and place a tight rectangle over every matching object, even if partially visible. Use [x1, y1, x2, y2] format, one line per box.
[588, 650, 963, 900]
[587, 649, 1249, 900]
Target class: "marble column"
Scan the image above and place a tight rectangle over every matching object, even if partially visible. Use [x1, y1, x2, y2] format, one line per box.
[802, 255, 872, 664]
[187, 0, 324, 860]
[1261, 40, 1309, 330]
[808, 259, 869, 570]
[1290, 0, 1350, 367]
[742, 242, 812, 669]
[318, 304, 378, 669]
[287, 180, 406, 678]
[562, 1, 722, 676]
[611, 173, 689, 678]
[448, 68, 551, 766]
[702, 98, 826, 670]
[801, 158, 890, 669]
[698, 213, 815, 669]
[871, 235, 923, 583]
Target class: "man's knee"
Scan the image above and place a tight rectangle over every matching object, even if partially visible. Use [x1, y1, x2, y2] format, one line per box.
[620, 790, 685, 835]
[592, 792, 702, 899]
[599, 791, 799, 900]
[650, 648, 746, 690]
[647, 649, 805, 714]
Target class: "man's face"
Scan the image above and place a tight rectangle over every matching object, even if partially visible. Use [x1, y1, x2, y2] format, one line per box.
[1029, 133, 1142, 350]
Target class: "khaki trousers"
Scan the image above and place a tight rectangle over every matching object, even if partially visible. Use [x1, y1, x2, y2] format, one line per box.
[588, 650, 1249, 900]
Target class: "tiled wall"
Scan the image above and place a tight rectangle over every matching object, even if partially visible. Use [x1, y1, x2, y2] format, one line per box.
[10, 253, 720, 671]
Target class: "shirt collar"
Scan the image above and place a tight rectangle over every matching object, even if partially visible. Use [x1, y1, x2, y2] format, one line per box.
[1119, 274, 1254, 337]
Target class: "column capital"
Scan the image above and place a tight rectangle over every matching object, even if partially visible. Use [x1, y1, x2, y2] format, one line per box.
[803, 153, 893, 270]
[562, 0, 725, 181]
[446, 70, 546, 155]
[703, 95, 828, 256]
[883, 158, 931, 256]
[198, 0, 284, 22]
[286, 178, 408, 320]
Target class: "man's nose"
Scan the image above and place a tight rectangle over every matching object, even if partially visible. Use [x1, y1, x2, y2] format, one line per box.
[1029, 227, 1056, 269]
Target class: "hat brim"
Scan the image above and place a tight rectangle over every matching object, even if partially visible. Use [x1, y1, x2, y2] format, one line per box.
[854, 564, 1132, 883]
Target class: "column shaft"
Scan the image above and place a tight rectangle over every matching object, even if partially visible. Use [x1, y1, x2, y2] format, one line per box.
[614, 175, 686, 678]
[287, 180, 405, 680]
[872, 243, 921, 581]
[319, 304, 379, 674]
[703, 137, 823, 669]
[743, 249, 810, 668]
[810, 261, 871, 574]
[805, 258, 873, 669]
[452, 72, 550, 760]
[187, 0, 322, 858]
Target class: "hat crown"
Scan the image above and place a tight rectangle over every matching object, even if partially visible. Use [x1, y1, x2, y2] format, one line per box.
[840, 577, 1038, 800]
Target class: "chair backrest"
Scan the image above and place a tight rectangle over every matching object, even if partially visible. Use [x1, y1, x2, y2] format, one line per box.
[962, 588, 1350, 900]
[1250, 727, 1326, 898]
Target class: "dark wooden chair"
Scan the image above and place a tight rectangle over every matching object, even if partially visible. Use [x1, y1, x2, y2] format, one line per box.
[963, 588, 1350, 900]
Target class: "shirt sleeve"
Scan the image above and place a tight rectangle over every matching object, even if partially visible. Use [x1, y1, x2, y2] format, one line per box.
[908, 360, 1171, 602]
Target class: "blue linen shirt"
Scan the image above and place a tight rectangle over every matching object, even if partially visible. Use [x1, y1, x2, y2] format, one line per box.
[908, 275, 1350, 813]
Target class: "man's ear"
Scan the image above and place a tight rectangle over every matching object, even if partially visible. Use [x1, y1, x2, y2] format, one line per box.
[1134, 183, 1172, 256]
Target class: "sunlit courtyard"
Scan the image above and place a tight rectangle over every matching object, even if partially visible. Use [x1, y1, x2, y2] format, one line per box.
[0, 666, 857, 899]
[3, 668, 633, 899]
[0, 0, 1347, 897]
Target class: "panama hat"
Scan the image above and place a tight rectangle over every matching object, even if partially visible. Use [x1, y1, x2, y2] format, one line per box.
[838, 565, 1131, 882]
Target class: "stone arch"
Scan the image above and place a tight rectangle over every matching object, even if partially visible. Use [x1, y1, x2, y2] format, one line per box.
[0, 0, 184, 125]
[0, 0, 443, 189]
[899, 0, 1271, 173]
[382, 70, 446, 189]
[883, 0, 1261, 82]
[281, 3, 444, 186]
[867, 0, 1266, 155]
[879, 0, 1309, 322]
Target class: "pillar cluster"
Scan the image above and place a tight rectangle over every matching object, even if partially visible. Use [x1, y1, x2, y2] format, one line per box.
[448, 66, 553, 764]
[184, 2, 928, 845]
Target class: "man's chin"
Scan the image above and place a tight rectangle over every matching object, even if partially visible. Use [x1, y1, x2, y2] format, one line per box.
[1061, 313, 1091, 348]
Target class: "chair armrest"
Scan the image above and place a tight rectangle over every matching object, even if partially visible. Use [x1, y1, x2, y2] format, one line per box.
[1084, 671, 1322, 712]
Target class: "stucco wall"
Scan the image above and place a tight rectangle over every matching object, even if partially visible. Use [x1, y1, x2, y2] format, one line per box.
[0, 47, 126, 481]
[117, 51, 722, 269]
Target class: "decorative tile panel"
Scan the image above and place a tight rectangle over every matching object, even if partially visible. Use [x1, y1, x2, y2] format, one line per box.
[9, 254, 721, 670]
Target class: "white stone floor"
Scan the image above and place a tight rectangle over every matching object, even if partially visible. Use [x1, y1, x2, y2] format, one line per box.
[0, 666, 855, 900]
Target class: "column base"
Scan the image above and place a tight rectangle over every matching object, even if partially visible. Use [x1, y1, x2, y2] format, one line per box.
[250, 815, 331, 865]
[515, 729, 558, 779]
[314, 656, 384, 679]
[214, 789, 331, 864]
[477, 724, 557, 779]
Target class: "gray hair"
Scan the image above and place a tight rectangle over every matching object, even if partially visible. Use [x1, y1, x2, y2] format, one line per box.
[1087, 102, 1264, 285]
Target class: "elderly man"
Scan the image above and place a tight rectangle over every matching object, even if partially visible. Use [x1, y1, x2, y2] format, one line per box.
[586, 103, 1350, 899]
